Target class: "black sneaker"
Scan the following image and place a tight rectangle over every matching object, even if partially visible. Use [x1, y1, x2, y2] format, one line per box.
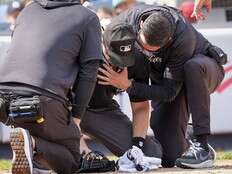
[175, 141, 216, 169]
[10, 128, 33, 174]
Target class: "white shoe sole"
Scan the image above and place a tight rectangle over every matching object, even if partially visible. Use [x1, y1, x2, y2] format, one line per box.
[33, 168, 56, 174]
[181, 160, 214, 169]
[208, 144, 217, 161]
[10, 128, 33, 174]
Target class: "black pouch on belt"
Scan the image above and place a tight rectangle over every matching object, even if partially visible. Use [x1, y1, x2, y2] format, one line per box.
[207, 44, 228, 65]
[0, 97, 8, 123]
[9, 96, 44, 124]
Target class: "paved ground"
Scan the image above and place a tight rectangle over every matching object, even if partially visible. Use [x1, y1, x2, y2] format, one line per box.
[1, 160, 232, 174]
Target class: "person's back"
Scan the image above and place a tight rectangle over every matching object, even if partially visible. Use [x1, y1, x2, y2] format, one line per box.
[0, 0, 99, 98]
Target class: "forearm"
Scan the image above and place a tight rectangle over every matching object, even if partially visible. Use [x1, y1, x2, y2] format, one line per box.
[72, 60, 100, 118]
[131, 101, 149, 138]
[194, 0, 206, 7]
[128, 79, 183, 102]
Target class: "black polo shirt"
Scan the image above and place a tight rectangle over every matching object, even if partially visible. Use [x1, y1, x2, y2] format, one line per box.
[88, 50, 150, 110]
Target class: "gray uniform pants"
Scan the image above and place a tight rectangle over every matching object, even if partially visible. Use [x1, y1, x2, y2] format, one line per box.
[80, 108, 163, 158]
[150, 55, 224, 167]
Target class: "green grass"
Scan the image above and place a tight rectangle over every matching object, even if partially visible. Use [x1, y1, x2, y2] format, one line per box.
[0, 152, 231, 171]
[217, 151, 232, 160]
[0, 160, 11, 171]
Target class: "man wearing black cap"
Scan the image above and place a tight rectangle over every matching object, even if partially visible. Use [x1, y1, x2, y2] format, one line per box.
[0, 0, 102, 173]
[79, 22, 162, 172]
[98, 4, 226, 169]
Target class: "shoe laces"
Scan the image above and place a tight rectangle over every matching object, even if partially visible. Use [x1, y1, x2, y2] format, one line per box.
[183, 140, 203, 159]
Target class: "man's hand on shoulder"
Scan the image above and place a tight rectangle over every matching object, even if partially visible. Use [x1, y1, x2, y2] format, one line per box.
[97, 64, 132, 91]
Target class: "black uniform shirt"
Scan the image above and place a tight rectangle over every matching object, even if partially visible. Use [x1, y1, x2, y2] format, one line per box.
[88, 50, 150, 110]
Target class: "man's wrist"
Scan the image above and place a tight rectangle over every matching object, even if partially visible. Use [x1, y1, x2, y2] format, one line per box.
[122, 79, 131, 91]
[126, 80, 133, 93]
[132, 137, 145, 152]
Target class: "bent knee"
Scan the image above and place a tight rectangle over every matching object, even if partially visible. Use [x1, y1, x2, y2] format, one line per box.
[184, 58, 203, 74]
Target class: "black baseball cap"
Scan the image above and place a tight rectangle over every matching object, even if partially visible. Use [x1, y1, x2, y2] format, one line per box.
[103, 22, 136, 68]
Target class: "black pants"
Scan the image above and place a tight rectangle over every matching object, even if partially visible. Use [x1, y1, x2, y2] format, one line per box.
[150, 55, 224, 167]
[184, 55, 224, 135]
[30, 97, 81, 174]
[80, 108, 163, 158]
[0, 87, 81, 174]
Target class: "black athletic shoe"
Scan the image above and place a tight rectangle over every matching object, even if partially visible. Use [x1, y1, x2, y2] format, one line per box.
[10, 128, 33, 174]
[175, 141, 216, 169]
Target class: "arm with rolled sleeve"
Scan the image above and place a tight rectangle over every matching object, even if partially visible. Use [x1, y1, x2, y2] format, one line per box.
[72, 15, 103, 119]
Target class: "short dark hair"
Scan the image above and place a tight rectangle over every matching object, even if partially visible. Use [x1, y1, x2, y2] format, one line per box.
[141, 12, 173, 47]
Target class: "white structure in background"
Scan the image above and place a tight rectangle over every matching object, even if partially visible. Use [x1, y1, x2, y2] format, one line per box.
[199, 28, 232, 134]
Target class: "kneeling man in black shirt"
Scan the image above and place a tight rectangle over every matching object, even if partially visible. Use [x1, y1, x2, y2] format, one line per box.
[78, 23, 163, 172]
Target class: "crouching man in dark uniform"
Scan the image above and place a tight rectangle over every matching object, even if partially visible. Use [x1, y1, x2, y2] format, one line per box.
[98, 4, 226, 169]
[0, 0, 102, 173]
[78, 23, 162, 172]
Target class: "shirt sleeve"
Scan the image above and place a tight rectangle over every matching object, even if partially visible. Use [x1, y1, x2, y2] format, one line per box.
[79, 14, 103, 63]
[128, 78, 183, 102]
[128, 53, 150, 102]
[72, 60, 100, 118]
[72, 14, 103, 118]
[164, 25, 197, 81]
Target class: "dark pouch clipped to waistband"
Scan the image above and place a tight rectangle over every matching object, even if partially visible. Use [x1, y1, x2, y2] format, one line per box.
[0, 97, 8, 123]
[207, 45, 228, 65]
[9, 96, 44, 124]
